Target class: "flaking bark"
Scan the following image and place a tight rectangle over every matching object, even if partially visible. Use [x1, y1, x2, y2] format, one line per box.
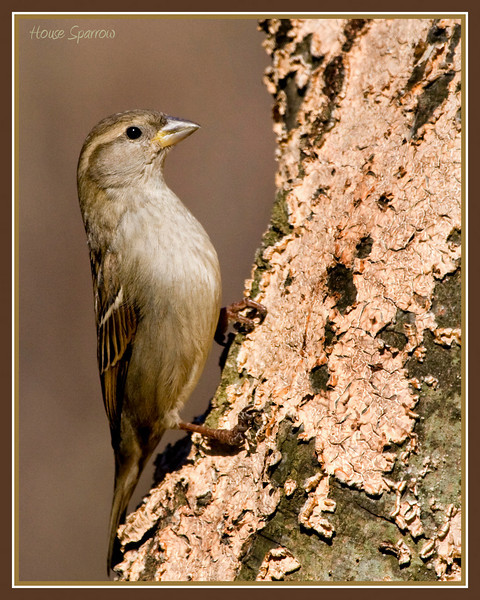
[116, 18, 462, 583]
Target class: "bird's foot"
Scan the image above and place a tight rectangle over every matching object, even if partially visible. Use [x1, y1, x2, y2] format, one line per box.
[179, 407, 260, 447]
[215, 298, 267, 344]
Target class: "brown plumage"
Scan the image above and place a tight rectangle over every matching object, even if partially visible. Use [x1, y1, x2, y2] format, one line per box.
[77, 110, 221, 573]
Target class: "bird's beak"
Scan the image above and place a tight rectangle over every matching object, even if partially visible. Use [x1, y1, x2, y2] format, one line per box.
[151, 116, 200, 148]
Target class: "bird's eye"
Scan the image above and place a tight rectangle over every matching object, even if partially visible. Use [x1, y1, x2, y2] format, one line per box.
[126, 126, 142, 140]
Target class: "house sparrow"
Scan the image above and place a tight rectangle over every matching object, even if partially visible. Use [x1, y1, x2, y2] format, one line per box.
[77, 109, 242, 573]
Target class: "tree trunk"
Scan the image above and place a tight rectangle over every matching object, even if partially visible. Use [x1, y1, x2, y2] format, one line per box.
[115, 17, 462, 583]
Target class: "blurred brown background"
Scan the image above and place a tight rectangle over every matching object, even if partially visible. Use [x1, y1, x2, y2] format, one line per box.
[17, 16, 275, 582]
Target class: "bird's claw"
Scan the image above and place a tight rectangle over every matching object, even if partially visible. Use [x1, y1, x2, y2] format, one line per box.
[236, 406, 262, 431]
[179, 407, 261, 448]
[215, 406, 261, 446]
[229, 298, 267, 330]
[215, 298, 267, 343]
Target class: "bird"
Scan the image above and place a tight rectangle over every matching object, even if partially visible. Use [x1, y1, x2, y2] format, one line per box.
[77, 109, 231, 573]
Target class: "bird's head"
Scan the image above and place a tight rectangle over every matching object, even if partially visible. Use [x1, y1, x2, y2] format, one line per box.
[77, 109, 200, 190]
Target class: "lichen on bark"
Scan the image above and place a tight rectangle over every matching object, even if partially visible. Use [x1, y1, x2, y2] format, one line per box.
[115, 18, 462, 583]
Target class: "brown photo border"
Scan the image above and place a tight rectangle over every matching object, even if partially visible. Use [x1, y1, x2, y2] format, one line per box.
[5, 0, 475, 598]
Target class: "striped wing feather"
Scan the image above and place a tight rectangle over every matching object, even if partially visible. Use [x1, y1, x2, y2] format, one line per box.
[91, 250, 138, 432]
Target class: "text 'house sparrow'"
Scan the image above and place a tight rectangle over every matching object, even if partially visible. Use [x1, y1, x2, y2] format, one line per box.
[77, 110, 264, 573]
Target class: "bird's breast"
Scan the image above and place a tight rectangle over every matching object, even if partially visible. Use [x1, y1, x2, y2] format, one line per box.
[114, 187, 221, 348]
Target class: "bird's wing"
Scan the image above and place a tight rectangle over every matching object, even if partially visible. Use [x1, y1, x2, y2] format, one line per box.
[90, 250, 138, 434]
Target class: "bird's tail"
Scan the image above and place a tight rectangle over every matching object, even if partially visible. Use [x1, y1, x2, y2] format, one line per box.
[107, 457, 142, 574]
